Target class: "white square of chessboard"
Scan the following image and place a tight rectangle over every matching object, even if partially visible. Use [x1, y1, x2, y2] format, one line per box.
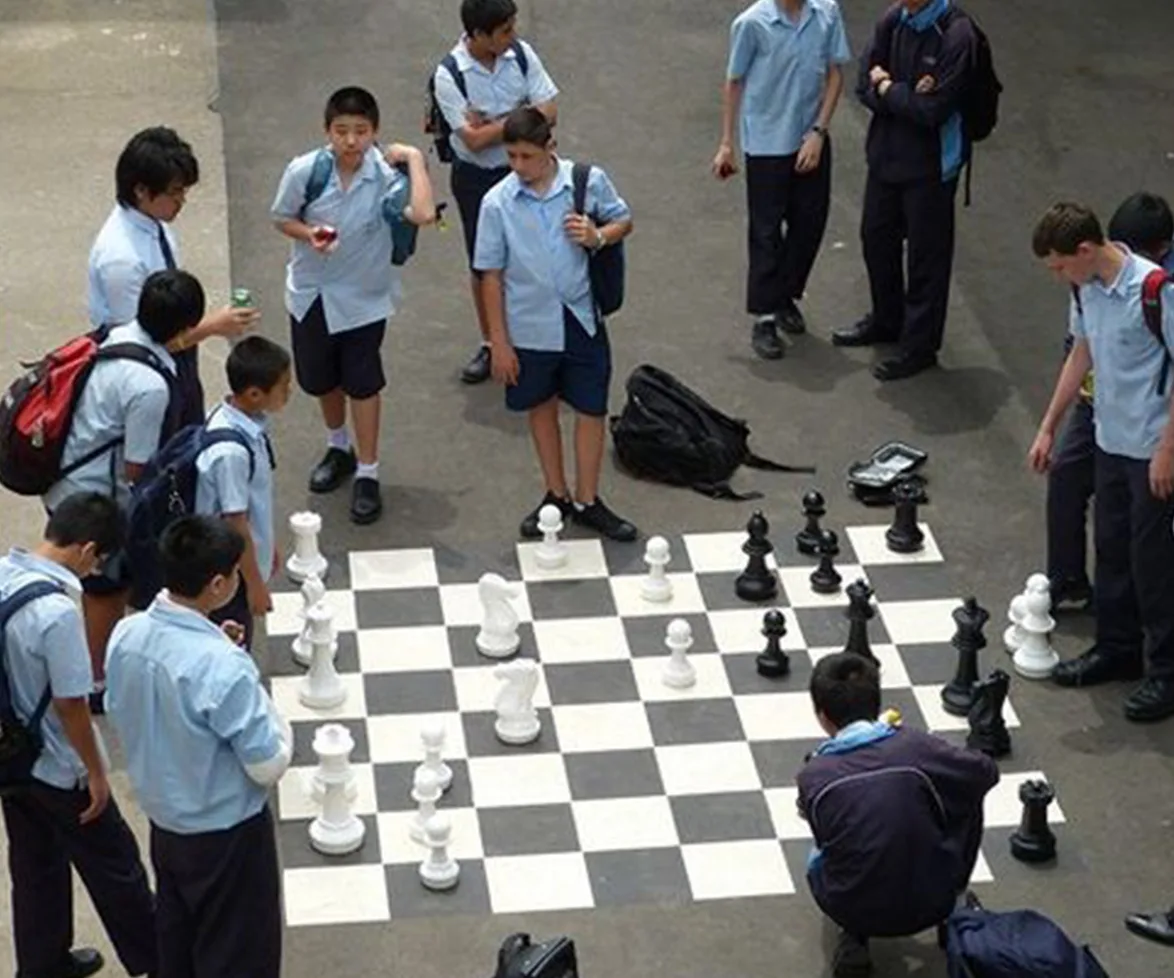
[845, 524, 943, 565]
[571, 796, 680, 851]
[348, 548, 438, 590]
[682, 840, 795, 900]
[267, 588, 357, 636]
[808, 644, 912, 689]
[357, 625, 453, 673]
[682, 531, 780, 574]
[468, 754, 572, 808]
[365, 712, 468, 764]
[269, 673, 367, 721]
[276, 763, 379, 820]
[763, 787, 812, 841]
[969, 851, 994, 884]
[452, 663, 552, 712]
[485, 853, 594, 914]
[912, 685, 1021, 734]
[550, 702, 655, 753]
[777, 565, 869, 608]
[707, 608, 807, 653]
[516, 540, 609, 581]
[631, 654, 732, 702]
[879, 598, 963, 645]
[438, 582, 534, 626]
[654, 742, 761, 795]
[532, 617, 632, 664]
[734, 692, 828, 741]
[983, 771, 1066, 828]
[377, 807, 485, 864]
[608, 573, 707, 617]
[283, 866, 390, 927]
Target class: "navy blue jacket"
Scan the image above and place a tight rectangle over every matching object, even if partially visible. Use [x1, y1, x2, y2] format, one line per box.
[857, 3, 976, 184]
[797, 726, 999, 938]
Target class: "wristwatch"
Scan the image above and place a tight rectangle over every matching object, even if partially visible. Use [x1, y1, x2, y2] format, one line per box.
[811, 125, 828, 138]
[593, 228, 606, 251]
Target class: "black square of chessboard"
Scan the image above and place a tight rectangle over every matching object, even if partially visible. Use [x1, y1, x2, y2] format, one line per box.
[693, 572, 790, 612]
[723, 651, 815, 695]
[355, 588, 445, 628]
[433, 541, 522, 585]
[791, 605, 893, 649]
[621, 614, 718, 656]
[276, 816, 382, 869]
[670, 791, 775, 845]
[525, 578, 618, 619]
[290, 717, 371, 766]
[600, 534, 694, 576]
[564, 748, 665, 800]
[448, 623, 539, 668]
[386, 861, 493, 917]
[363, 671, 457, 714]
[750, 739, 823, 788]
[644, 699, 746, 746]
[267, 631, 361, 679]
[585, 848, 692, 908]
[478, 804, 580, 856]
[461, 710, 562, 756]
[373, 760, 474, 812]
[543, 661, 640, 705]
[899, 641, 965, 685]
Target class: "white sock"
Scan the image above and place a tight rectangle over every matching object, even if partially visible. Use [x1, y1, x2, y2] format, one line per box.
[327, 426, 350, 451]
[755, 314, 774, 325]
[356, 461, 379, 481]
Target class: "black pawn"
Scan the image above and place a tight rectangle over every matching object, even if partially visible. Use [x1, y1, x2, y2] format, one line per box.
[1009, 779, 1057, 864]
[809, 529, 842, 595]
[843, 579, 878, 665]
[795, 490, 826, 556]
[885, 479, 925, 554]
[941, 596, 989, 717]
[756, 609, 791, 678]
[967, 669, 1012, 758]
[736, 510, 779, 602]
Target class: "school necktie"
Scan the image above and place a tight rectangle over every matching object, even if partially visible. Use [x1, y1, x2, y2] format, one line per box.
[156, 223, 176, 270]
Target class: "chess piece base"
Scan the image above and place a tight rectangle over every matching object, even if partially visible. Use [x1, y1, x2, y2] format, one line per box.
[755, 653, 790, 678]
[476, 630, 520, 659]
[661, 663, 697, 689]
[641, 579, 673, 603]
[292, 635, 337, 668]
[810, 571, 842, 595]
[884, 527, 924, 554]
[940, 684, 975, 718]
[309, 815, 365, 855]
[966, 727, 1012, 759]
[735, 573, 778, 603]
[535, 546, 568, 571]
[495, 716, 540, 745]
[419, 860, 460, 891]
[1013, 647, 1058, 680]
[1009, 829, 1056, 864]
[299, 678, 346, 710]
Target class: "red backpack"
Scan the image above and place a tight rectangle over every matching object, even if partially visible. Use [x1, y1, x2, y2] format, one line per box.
[0, 327, 173, 496]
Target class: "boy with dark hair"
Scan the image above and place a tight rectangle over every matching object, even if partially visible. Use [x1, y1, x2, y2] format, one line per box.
[474, 107, 637, 541]
[46, 268, 207, 710]
[105, 515, 292, 978]
[1029, 201, 1174, 722]
[432, 0, 559, 383]
[196, 336, 293, 649]
[797, 652, 998, 977]
[1047, 192, 1174, 610]
[91, 126, 260, 427]
[272, 85, 436, 525]
[0, 492, 156, 978]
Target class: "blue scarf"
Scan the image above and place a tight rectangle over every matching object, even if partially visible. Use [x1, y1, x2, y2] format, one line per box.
[902, 0, 950, 32]
[814, 718, 898, 757]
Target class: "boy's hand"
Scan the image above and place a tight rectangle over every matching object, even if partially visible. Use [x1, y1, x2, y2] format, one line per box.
[711, 143, 738, 180]
[465, 109, 491, 128]
[220, 620, 247, 646]
[384, 143, 424, 166]
[915, 74, 937, 94]
[1150, 444, 1174, 500]
[1027, 429, 1054, 473]
[869, 65, 891, 87]
[209, 304, 260, 339]
[795, 131, 824, 174]
[490, 341, 519, 387]
[80, 772, 111, 825]
[309, 225, 338, 253]
[249, 582, 273, 617]
[564, 213, 600, 248]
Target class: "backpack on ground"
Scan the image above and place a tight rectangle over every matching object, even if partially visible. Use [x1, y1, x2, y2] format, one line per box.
[1071, 268, 1171, 395]
[125, 422, 255, 610]
[945, 902, 1111, 978]
[571, 162, 626, 320]
[609, 365, 814, 501]
[424, 40, 530, 164]
[300, 149, 418, 267]
[0, 328, 175, 497]
[0, 579, 66, 793]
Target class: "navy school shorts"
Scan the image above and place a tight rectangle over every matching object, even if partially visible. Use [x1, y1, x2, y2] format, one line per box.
[290, 297, 386, 400]
[506, 307, 611, 416]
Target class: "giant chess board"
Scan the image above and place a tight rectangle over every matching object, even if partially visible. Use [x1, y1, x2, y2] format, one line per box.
[264, 521, 1065, 928]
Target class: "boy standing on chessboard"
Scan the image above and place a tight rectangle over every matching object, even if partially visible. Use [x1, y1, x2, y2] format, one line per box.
[796, 652, 999, 977]
[272, 86, 436, 526]
[105, 516, 292, 978]
[474, 107, 637, 542]
[196, 336, 293, 651]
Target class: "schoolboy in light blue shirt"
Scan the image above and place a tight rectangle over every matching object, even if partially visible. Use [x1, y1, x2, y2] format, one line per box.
[474, 107, 636, 544]
[106, 515, 291, 978]
[272, 85, 436, 527]
[0, 492, 156, 978]
[45, 269, 206, 713]
[712, 0, 852, 359]
[89, 126, 260, 427]
[433, 0, 559, 385]
[196, 336, 292, 650]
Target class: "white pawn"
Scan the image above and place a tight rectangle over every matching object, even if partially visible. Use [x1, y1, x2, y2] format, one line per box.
[494, 659, 541, 744]
[1025, 572, 1052, 600]
[641, 536, 673, 603]
[534, 504, 569, 570]
[299, 603, 346, 709]
[418, 813, 460, 891]
[309, 724, 365, 855]
[292, 572, 329, 667]
[662, 618, 696, 689]
[286, 511, 328, 583]
[1003, 593, 1027, 654]
[409, 766, 443, 845]
[475, 572, 522, 658]
[1013, 586, 1059, 679]
[417, 722, 453, 793]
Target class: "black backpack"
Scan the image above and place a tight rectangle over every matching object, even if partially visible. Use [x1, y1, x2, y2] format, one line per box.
[609, 365, 813, 500]
[571, 162, 625, 320]
[960, 12, 1002, 144]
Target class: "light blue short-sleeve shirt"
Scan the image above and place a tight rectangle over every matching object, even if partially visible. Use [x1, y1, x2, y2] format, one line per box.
[271, 146, 409, 335]
[195, 401, 276, 583]
[434, 38, 559, 170]
[105, 595, 288, 834]
[0, 549, 101, 790]
[727, 0, 853, 157]
[88, 204, 179, 328]
[44, 321, 177, 512]
[1070, 247, 1174, 460]
[473, 159, 630, 351]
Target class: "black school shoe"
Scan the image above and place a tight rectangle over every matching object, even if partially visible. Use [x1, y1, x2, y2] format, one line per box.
[751, 320, 785, 360]
[350, 477, 383, 525]
[19, 948, 105, 978]
[776, 299, 807, 335]
[520, 491, 574, 540]
[309, 447, 357, 494]
[1125, 907, 1174, 945]
[1124, 677, 1174, 723]
[872, 350, 938, 381]
[573, 498, 638, 543]
[832, 932, 872, 978]
[1053, 646, 1143, 687]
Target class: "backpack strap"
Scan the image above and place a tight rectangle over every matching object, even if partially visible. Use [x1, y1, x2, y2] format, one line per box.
[0, 579, 68, 737]
[1142, 268, 1172, 396]
[299, 149, 335, 218]
[199, 427, 257, 481]
[440, 53, 468, 100]
[509, 39, 529, 76]
[571, 161, 591, 216]
[743, 451, 817, 475]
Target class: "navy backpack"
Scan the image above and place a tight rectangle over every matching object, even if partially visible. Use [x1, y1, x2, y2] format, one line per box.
[571, 162, 625, 321]
[946, 905, 1111, 978]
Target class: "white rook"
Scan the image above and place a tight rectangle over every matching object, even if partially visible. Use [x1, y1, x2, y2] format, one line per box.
[309, 724, 365, 855]
[287, 511, 328, 583]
